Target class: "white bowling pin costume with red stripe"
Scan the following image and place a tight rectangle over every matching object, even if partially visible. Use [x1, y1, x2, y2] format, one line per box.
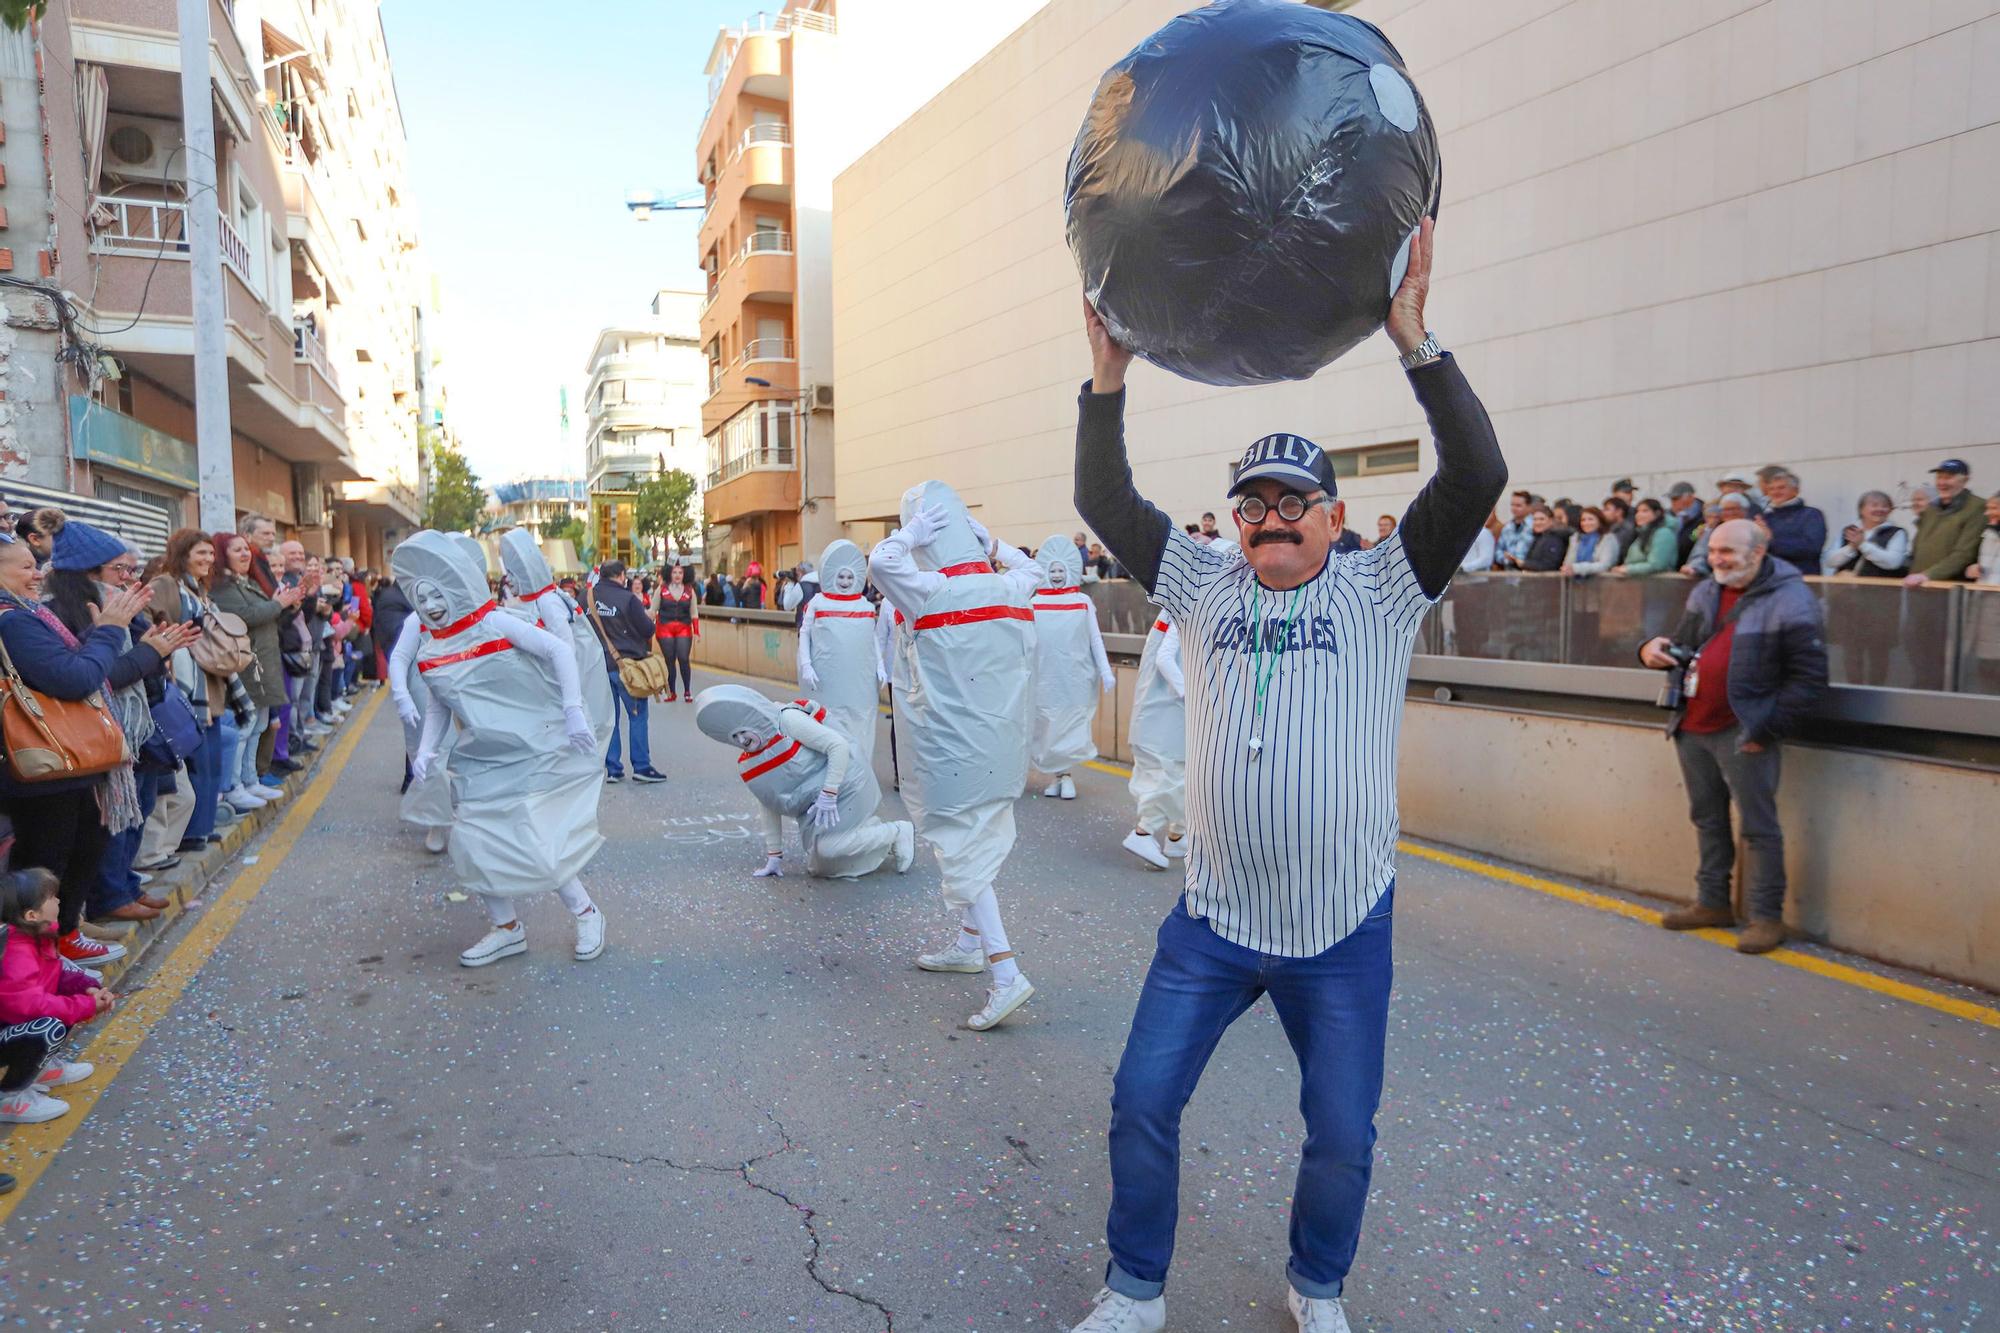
[1129, 614, 1186, 839]
[393, 532, 605, 900]
[499, 528, 614, 746]
[796, 539, 883, 775]
[1030, 533, 1114, 777]
[388, 607, 456, 834]
[695, 684, 907, 879]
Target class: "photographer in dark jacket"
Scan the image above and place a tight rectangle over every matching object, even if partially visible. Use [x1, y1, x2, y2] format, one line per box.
[587, 561, 666, 784]
[1639, 519, 1827, 955]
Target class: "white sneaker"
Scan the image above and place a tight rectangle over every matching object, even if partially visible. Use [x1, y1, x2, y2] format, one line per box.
[33, 1060, 93, 1090]
[0, 1085, 70, 1124]
[966, 972, 1034, 1030]
[252, 783, 286, 801]
[1163, 832, 1188, 860]
[332, 700, 352, 715]
[1122, 830, 1170, 870]
[573, 907, 605, 961]
[916, 942, 986, 974]
[1070, 1286, 1165, 1332]
[1288, 1287, 1353, 1333]
[223, 787, 267, 812]
[1058, 774, 1077, 800]
[423, 826, 449, 854]
[1043, 778, 1062, 798]
[459, 922, 526, 968]
[893, 821, 915, 873]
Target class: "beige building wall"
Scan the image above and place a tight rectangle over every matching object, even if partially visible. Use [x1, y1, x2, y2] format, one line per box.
[832, 0, 2000, 538]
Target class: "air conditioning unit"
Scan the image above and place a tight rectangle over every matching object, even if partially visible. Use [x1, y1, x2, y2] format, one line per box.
[804, 382, 834, 411]
[103, 114, 187, 184]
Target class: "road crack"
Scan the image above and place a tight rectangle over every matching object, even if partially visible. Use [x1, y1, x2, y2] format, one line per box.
[517, 1111, 893, 1331]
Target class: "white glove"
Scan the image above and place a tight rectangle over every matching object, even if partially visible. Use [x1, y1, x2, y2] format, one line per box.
[900, 504, 948, 549]
[799, 662, 821, 691]
[809, 788, 841, 829]
[876, 665, 890, 687]
[967, 515, 992, 553]
[564, 706, 594, 753]
[1100, 670, 1117, 693]
[410, 750, 432, 785]
[396, 699, 419, 728]
[752, 854, 784, 878]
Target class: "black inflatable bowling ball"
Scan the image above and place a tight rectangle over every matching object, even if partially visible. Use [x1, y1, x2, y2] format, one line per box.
[1066, 0, 1441, 386]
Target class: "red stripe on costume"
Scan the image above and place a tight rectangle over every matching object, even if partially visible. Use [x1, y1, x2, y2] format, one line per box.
[820, 592, 865, 601]
[740, 733, 784, 760]
[912, 605, 1035, 632]
[431, 600, 497, 639]
[523, 583, 557, 601]
[1033, 602, 1090, 612]
[740, 742, 802, 780]
[938, 561, 990, 577]
[1154, 619, 1170, 632]
[418, 639, 514, 672]
[1038, 585, 1080, 595]
[814, 610, 876, 620]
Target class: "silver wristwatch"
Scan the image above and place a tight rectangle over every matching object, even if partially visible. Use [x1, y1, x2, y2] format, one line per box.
[1399, 331, 1443, 371]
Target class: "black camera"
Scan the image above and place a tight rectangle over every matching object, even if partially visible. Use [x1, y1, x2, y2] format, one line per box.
[1657, 642, 1697, 710]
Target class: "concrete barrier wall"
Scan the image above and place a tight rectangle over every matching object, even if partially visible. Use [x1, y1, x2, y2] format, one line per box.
[698, 621, 1999, 991]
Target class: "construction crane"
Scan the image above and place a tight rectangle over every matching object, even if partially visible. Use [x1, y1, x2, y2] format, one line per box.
[623, 188, 706, 221]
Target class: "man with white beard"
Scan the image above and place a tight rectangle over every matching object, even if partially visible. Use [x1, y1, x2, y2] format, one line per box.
[797, 539, 886, 776]
[868, 483, 1042, 1030]
[1030, 534, 1114, 801]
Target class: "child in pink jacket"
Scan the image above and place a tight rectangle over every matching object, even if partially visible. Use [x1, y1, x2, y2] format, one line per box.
[0, 868, 114, 1124]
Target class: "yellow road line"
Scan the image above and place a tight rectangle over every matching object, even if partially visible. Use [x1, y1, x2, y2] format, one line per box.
[0, 689, 387, 1223]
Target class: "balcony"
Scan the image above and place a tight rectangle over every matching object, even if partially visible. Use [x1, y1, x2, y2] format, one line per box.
[704, 233, 796, 336]
[292, 316, 343, 424]
[698, 7, 837, 154]
[93, 198, 189, 255]
[704, 398, 800, 519]
[740, 337, 795, 365]
[697, 135, 793, 256]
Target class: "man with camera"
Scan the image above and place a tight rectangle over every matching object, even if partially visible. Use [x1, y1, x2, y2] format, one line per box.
[1638, 519, 1827, 954]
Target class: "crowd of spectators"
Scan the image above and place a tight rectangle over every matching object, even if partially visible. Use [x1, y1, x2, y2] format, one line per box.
[0, 493, 387, 1130]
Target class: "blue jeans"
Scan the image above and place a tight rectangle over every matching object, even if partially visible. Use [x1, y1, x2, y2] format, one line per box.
[185, 718, 226, 840]
[604, 671, 650, 775]
[1104, 887, 1395, 1302]
[90, 767, 163, 917]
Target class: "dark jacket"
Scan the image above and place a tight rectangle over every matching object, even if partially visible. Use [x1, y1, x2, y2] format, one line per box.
[1660, 557, 1828, 745]
[1760, 497, 1828, 572]
[792, 577, 819, 630]
[588, 579, 655, 661]
[1672, 501, 1705, 567]
[0, 597, 130, 796]
[1521, 527, 1570, 572]
[372, 582, 413, 664]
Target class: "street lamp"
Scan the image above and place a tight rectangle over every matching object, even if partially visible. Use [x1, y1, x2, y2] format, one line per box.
[624, 187, 706, 221]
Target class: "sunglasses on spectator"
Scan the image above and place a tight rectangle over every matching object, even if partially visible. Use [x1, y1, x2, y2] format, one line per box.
[1236, 493, 1331, 524]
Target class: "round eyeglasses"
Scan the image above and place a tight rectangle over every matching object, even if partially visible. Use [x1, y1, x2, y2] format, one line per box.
[1235, 493, 1330, 525]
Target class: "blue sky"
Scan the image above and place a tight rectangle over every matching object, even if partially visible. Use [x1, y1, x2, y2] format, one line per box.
[382, 0, 750, 482]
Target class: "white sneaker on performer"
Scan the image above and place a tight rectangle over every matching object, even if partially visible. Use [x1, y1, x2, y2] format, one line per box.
[1058, 774, 1077, 800]
[915, 942, 986, 974]
[1042, 778, 1062, 798]
[423, 826, 448, 854]
[893, 821, 916, 873]
[459, 922, 526, 968]
[1163, 832, 1188, 860]
[0, 1085, 69, 1124]
[33, 1060, 93, 1090]
[573, 907, 605, 961]
[1287, 1287, 1353, 1333]
[1069, 1287, 1165, 1332]
[1122, 830, 1170, 870]
[966, 972, 1034, 1030]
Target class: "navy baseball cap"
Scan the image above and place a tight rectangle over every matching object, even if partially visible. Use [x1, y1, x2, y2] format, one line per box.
[1227, 433, 1338, 499]
[1933, 458, 1970, 475]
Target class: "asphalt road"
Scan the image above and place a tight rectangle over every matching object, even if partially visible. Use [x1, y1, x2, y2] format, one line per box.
[0, 672, 1993, 1332]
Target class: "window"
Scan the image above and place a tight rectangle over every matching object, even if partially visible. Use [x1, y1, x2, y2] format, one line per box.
[706, 401, 797, 487]
[1328, 441, 1419, 480]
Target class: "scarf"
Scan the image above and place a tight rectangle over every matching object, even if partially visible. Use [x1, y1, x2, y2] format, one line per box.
[0, 590, 140, 830]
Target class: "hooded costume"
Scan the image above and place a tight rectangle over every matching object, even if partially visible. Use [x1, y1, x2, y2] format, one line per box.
[695, 684, 912, 879]
[1129, 615, 1186, 841]
[1030, 533, 1114, 778]
[392, 532, 603, 905]
[499, 528, 614, 746]
[387, 530, 456, 838]
[796, 539, 885, 776]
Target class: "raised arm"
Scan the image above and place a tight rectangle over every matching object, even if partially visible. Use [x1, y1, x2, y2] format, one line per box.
[990, 538, 1047, 602]
[1075, 301, 1173, 594]
[867, 527, 943, 617]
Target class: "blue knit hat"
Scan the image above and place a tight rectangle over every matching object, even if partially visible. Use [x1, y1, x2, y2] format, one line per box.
[49, 520, 128, 572]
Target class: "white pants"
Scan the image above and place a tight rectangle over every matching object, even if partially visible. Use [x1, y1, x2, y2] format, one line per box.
[1128, 743, 1185, 837]
[921, 801, 1017, 908]
[804, 816, 906, 880]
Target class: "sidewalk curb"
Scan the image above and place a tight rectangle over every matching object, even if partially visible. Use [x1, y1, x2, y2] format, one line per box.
[80, 694, 378, 993]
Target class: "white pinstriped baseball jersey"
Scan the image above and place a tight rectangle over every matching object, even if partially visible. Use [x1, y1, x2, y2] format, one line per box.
[1151, 526, 1436, 957]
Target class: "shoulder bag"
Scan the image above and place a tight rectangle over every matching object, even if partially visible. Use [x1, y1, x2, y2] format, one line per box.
[586, 593, 670, 697]
[190, 594, 257, 681]
[0, 609, 132, 782]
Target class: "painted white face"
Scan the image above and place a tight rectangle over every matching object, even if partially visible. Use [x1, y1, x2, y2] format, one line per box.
[729, 727, 760, 752]
[830, 564, 860, 594]
[411, 578, 452, 627]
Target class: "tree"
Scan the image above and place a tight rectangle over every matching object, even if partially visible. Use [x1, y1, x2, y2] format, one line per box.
[634, 469, 699, 558]
[423, 432, 486, 534]
[0, 2, 46, 30]
[540, 513, 586, 546]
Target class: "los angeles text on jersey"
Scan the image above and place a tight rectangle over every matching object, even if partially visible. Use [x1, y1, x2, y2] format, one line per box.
[1208, 612, 1341, 656]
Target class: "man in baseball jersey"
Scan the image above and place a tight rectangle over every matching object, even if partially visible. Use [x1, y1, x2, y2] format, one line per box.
[1067, 220, 1506, 1332]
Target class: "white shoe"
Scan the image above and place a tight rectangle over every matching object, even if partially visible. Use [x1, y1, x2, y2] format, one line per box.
[966, 972, 1034, 1030]
[224, 787, 267, 812]
[0, 1085, 70, 1124]
[893, 822, 915, 873]
[133, 870, 155, 886]
[573, 907, 605, 961]
[33, 1060, 93, 1090]
[1287, 1287, 1353, 1333]
[423, 826, 449, 854]
[459, 922, 526, 968]
[1163, 832, 1188, 860]
[252, 783, 286, 801]
[915, 942, 986, 974]
[332, 700, 352, 715]
[1070, 1287, 1165, 1332]
[1043, 778, 1062, 798]
[1058, 774, 1077, 800]
[1122, 830, 1170, 870]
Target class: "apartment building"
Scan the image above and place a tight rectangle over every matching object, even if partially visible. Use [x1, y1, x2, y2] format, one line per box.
[692, 0, 1051, 577]
[832, 0, 2000, 541]
[0, 0, 431, 567]
[582, 290, 706, 494]
[490, 478, 587, 536]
